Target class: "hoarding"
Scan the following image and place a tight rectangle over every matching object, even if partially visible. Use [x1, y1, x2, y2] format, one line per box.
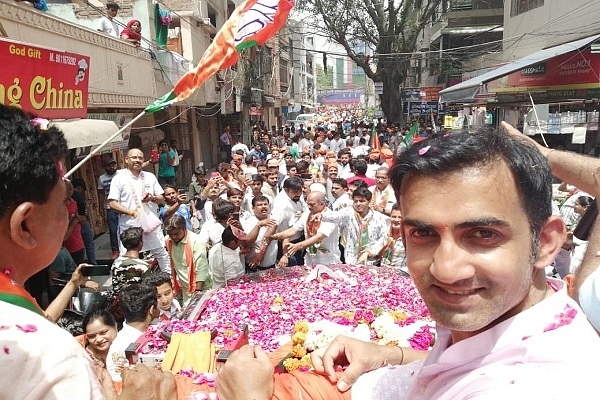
[0, 37, 90, 119]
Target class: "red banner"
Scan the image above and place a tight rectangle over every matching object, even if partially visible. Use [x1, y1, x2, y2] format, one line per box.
[491, 49, 600, 93]
[0, 38, 90, 119]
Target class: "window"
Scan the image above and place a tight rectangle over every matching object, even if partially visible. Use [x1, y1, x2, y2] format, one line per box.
[511, 0, 544, 17]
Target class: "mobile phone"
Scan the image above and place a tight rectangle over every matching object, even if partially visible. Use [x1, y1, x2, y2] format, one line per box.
[574, 199, 598, 241]
[211, 171, 220, 179]
[244, 172, 252, 180]
[215, 349, 233, 363]
[151, 149, 159, 162]
[232, 212, 240, 221]
[178, 189, 186, 195]
[80, 265, 111, 276]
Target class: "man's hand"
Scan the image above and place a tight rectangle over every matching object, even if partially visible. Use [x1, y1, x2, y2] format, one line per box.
[258, 218, 276, 228]
[286, 242, 303, 255]
[216, 345, 274, 400]
[117, 365, 177, 400]
[249, 250, 265, 269]
[141, 193, 154, 203]
[310, 335, 393, 392]
[308, 212, 322, 223]
[357, 251, 369, 265]
[277, 255, 289, 268]
[501, 121, 552, 157]
[176, 193, 187, 204]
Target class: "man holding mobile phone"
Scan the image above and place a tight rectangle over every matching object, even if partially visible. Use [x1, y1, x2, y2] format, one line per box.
[159, 185, 193, 230]
[156, 140, 176, 186]
[108, 148, 170, 273]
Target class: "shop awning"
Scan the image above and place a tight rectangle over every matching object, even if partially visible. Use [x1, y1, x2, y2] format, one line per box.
[440, 34, 600, 103]
[50, 119, 121, 149]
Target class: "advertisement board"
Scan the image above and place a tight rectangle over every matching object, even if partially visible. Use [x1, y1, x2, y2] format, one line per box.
[491, 49, 600, 93]
[0, 37, 90, 119]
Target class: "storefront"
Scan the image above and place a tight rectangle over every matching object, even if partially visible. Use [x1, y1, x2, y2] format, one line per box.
[1, 37, 131, 234]
[439, 34, 600, 152]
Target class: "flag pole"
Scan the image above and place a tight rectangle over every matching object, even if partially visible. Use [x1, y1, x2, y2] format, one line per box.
[64, 111, 147, 179]
[528, 92, 549, 148]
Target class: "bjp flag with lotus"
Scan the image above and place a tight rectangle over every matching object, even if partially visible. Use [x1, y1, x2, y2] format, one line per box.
[145, 0, 295, 113]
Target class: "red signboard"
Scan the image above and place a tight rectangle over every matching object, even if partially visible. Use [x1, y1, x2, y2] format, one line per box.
[491, 49, 600, 93]
[0, 37, 90, 119]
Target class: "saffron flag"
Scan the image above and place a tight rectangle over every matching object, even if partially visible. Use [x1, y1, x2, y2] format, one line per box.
[145, 0, 295, 113]
[403, 122, 419, 146]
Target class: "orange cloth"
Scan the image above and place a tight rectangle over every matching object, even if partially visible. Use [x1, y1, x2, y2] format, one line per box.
[172, 342, 352, 400]
[166, 235, 197, 294]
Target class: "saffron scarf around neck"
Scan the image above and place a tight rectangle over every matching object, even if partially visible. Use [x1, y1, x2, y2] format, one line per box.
[0, 271, 44, 316]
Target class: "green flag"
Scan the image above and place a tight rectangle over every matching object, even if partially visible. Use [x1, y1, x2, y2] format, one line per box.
[403, 122, 419, 145]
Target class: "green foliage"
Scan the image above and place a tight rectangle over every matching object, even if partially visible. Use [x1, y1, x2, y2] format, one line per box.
[315, 64, 334, 89]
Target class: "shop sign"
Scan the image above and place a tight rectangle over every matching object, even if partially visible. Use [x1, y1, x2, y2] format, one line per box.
[403, 101, 445, 115]
[402, 86, 443, 102]
[547, 88, 600, 99]
[491, 49, 600, 93]
[0, 37, 90, 119]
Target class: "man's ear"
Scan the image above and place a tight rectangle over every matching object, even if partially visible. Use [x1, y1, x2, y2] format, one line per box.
[534, 215, 566, 269]
[9, 203, 37, 250]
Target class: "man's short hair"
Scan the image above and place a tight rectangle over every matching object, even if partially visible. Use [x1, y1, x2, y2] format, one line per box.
[352, 159, 368, 175]
[212, 198, 235, 221]
[296, 160, 310, 174]
[106, 1, 120, 10]
[0, 105, 68, 219]
[245, 155, 254, 165]
[352, 187, 372, 201]
[71, 178, 87, 190]
[286, 161, 297, 172]
[164, 214, 187, 231]
[331, 178, 348, 189]
[221, 226, 238, 245]
[227, 188, 244, 198]
[350, 179, 368, 191]
[251, 174, 264, 183]
[143, 272, 172, 289]
[119, 227, 143, 250]
[252, 195, 270, 207]
[390, 128, 553, 243]
[283, 176, 303, 191]
[119, 284, 157, 323]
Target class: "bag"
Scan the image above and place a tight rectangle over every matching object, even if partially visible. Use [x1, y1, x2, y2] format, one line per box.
[126, 204, 162, 233]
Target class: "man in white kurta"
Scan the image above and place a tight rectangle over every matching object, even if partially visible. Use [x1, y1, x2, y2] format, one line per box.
[108, 149, 170, 272]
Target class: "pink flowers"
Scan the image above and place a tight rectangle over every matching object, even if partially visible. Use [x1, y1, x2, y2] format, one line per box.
[16, 324, 37, 333]
[544, 304, 578, 333]
[142, 265, 433, 354]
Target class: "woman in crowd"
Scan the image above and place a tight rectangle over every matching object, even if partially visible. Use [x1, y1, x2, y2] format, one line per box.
[120, 19, 142, 46]
[82, 310, 118, 369]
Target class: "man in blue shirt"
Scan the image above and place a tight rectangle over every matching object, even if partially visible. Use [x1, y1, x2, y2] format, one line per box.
[159, 185, 192, 230]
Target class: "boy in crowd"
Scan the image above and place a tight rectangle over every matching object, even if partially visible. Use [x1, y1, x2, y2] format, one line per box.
[144, 272, 181, 320]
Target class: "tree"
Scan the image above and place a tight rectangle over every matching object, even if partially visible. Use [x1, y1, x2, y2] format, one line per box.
[297, 0, 441, 125]
[316, 64, 334, 89]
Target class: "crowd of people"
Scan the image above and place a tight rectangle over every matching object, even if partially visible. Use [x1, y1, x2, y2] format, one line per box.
[4, 100, 600, 399]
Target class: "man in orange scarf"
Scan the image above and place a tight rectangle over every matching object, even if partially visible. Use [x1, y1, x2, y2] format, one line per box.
[164, 214, 211, 306]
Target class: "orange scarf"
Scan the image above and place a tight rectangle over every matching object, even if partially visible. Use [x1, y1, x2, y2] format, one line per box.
[166, 236, 197, 294]
[0, 270, 44, 315]
[370, 186, 391, 209]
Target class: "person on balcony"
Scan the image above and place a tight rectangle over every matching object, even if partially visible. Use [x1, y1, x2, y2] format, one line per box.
[96, 2, 120, 38]
[120, 19, 142, 47]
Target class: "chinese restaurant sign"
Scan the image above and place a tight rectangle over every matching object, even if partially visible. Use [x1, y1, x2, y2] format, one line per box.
[0, 37, 90, 119]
